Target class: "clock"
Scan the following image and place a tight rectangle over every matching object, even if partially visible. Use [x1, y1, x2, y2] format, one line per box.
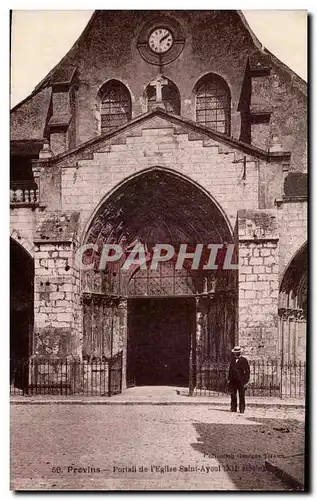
[137, 16, 185, 66]
[148, 28, 174, 54]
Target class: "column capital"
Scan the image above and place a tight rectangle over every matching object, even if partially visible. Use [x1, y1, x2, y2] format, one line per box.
[118, 297, 128, 309]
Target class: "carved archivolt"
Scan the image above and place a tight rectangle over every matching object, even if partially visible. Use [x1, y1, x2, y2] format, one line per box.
[81, 170, 236, 298]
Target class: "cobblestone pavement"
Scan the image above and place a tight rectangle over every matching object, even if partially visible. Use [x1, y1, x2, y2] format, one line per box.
[11, 404, 305, 491]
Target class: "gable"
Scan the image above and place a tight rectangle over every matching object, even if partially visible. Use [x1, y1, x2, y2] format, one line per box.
[52, 110, 290, 168]
[32, 11, 258, 94]
[15, 10, 306, 105]
[10, 11, 305, 172]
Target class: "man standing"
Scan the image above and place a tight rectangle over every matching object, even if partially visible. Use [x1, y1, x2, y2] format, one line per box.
[228, 346, 250, 413]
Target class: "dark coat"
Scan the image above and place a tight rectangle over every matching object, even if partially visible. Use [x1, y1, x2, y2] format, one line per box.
[228, 356, 250, 386]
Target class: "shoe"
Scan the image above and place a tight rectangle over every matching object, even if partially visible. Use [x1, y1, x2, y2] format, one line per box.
[240, 410, 245, 413]
[231, 409, 237, 412]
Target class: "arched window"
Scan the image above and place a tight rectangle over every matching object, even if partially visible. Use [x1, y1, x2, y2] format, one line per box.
[145, 78, 180, 115]
[195, 74, 231, 135]
[100, 80, 131, 134]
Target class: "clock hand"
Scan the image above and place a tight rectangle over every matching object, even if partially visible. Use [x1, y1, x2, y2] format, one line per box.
[160, 33, 170, 43]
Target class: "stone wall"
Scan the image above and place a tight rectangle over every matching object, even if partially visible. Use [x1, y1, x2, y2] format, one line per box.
[32, 211, 81, 359]
[237, 209, 279, 359]
[59, 121, 263, 239]
[33, 242, 80, 357]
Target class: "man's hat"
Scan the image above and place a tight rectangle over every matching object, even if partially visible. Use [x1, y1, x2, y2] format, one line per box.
[232, 346, 242, 354]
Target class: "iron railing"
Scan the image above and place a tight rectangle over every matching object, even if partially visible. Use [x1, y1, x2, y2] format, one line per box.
[10, 352, 123, 397]
[195, 359, 306, 399]
[10, 357, 305, 399]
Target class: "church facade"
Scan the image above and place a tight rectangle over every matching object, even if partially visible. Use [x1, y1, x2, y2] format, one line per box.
[10, 11, 307, 392]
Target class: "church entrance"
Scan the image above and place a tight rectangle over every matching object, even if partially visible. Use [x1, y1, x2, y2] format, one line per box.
[127, 297, 195, 387]
[82, 168, 237, 391]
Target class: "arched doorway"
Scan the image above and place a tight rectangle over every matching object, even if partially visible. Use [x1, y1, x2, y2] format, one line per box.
[81, 168, 237, 389]
[10, 238, 34, 388]
[279, 243, 307, 362]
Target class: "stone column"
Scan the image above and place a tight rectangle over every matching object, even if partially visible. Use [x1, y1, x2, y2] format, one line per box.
[195, 297, 209, 356]
[237, 209, 279, 360]
[117, 298, 128, 390]
[188, 298, 198, 395]
[195, 296, 210, 390]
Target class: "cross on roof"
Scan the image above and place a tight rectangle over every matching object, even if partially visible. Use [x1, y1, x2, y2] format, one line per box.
[150, 74, 168, 102]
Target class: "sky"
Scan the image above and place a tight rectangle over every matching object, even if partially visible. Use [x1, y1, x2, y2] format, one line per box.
[10, 10, 307, 108]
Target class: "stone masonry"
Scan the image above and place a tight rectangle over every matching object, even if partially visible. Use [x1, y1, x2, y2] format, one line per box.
[237, 210, 279, 359]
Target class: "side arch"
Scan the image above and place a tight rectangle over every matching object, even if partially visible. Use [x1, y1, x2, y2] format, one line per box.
[279, 241, 307, 310]
[10, 237, 34, 389]
[278, 241, 307, 363]
[10, 229, 34, 259]
[280, 235, 307, 281]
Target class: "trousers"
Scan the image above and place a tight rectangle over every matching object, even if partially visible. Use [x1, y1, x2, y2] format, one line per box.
[230, 381, 245, 412]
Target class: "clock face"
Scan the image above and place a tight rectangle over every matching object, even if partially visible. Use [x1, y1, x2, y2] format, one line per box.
[148, 28, 173, 54]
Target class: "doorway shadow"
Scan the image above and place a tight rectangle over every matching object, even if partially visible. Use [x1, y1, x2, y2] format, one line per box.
[127, 297, 195, 386]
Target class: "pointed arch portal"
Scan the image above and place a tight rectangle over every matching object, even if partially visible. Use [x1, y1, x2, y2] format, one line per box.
[82, 169, 237, 389]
